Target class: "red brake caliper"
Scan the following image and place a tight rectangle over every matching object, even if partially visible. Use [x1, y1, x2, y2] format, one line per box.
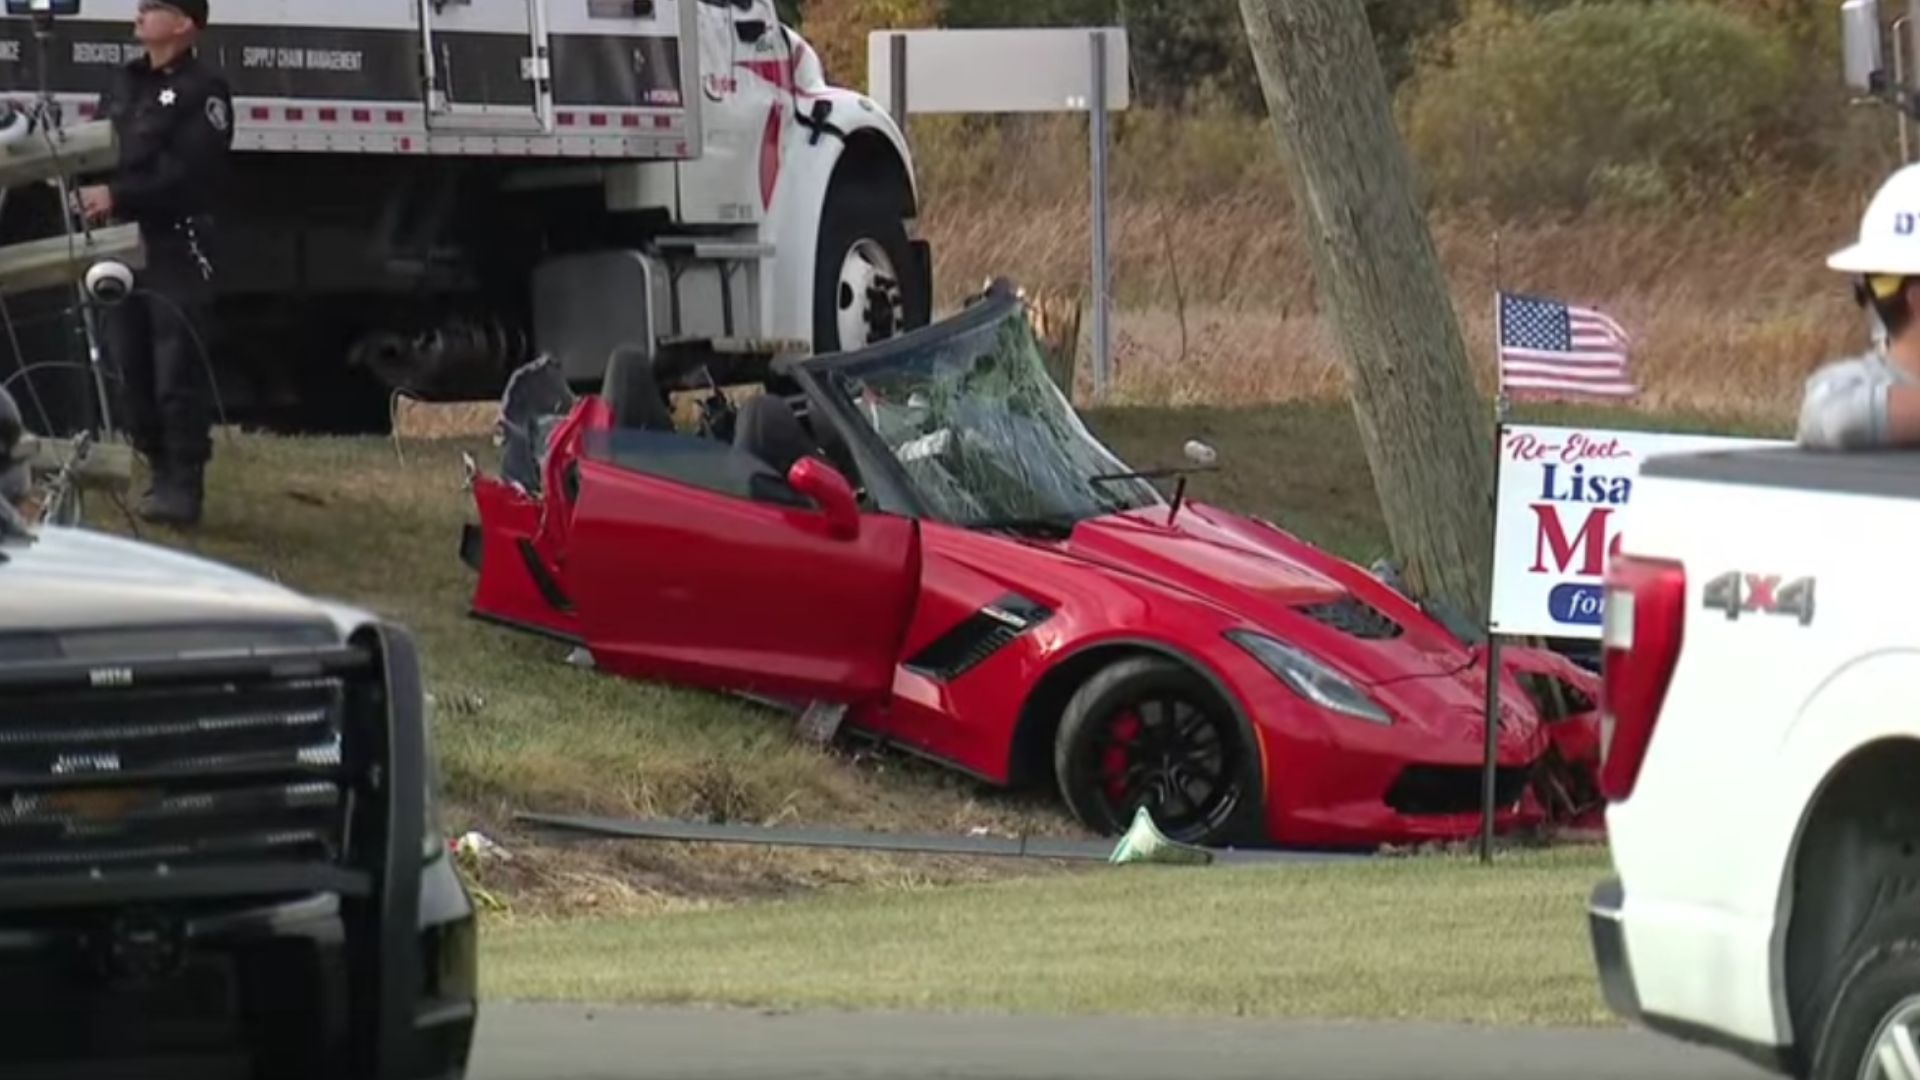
[1102, 713, 1142, 801]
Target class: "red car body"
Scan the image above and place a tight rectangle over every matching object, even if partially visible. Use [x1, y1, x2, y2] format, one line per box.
[461, 282, 1602, 849]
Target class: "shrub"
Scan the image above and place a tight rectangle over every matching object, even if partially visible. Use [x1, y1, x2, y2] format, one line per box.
[793, 0, 942, 92]
[1397, 1, 1800, 214]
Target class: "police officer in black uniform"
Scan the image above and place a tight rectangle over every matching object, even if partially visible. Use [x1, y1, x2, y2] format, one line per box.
[77, 0, 232, 527]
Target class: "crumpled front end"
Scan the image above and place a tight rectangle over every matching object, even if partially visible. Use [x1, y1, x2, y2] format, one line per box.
[1237, 637, 1603, 847]
[1503, 644, 1606, 832]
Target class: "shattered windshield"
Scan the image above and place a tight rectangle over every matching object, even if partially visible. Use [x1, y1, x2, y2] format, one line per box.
[814, 295, 1163, 530]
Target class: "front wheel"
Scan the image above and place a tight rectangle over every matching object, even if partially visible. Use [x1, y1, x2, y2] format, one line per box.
[1052, 656, 1262, 848]
[811, 175, 928, 356]
[1807, 908, 1920, 1080]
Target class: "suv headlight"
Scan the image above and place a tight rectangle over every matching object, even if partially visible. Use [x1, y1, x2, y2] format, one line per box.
[1226, 630, 1393, 726]
[423, 770, 447, 861]
[422, 699, 448, 862]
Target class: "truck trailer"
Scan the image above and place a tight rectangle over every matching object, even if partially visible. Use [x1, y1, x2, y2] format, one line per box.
[0, 0, 932, 432]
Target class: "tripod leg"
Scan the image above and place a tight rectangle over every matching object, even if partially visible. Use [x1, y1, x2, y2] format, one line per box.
[76, 279, 113, 439]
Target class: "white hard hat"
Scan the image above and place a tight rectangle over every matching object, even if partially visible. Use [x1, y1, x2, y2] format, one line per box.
[1830, 163, 1920, 276]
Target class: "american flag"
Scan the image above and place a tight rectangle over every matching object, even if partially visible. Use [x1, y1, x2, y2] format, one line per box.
[1496, 291, 1637, 401]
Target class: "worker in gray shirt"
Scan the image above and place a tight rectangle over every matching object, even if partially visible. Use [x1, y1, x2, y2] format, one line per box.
[1800, 163, 1920, 450]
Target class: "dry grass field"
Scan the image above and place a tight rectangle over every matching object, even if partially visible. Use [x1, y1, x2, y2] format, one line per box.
[921, 192, 1859, 420]
[903, 112, 1872, 426]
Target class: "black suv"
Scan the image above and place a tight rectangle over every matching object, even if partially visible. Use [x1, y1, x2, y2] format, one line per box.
[0, 507, 477, 1077]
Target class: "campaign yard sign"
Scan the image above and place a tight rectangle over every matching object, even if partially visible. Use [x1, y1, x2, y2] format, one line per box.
[1489, 424, 1786, 640]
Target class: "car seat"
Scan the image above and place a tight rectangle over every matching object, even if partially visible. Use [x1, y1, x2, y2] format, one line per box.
[601, 343, 676, 432]
[733, 394, 823, 477]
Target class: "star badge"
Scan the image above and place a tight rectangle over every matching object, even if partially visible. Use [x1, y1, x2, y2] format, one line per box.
[159, 88, 176, 107]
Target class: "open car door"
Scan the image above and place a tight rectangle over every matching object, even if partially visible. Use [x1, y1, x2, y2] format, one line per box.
[464, 377, 608, 646]
[561, 413, 921, 704]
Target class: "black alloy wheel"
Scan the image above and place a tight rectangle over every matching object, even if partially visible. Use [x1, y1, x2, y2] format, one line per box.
[1053, 656, 1258, 847]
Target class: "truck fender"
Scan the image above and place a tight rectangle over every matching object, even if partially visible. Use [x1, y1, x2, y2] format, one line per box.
[763, 87, 925, 352]
[1762, 649, 1920, 1044]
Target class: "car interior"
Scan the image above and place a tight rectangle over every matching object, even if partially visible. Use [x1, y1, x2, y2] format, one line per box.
[590, 341, 869, 505]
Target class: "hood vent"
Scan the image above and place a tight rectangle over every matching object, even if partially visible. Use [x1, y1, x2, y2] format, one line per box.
[1294, 597, 1402, 640]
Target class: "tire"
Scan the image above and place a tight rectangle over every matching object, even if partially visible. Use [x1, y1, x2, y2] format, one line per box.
[1052, 655, 1263, 848]
[1806, 906, 1920, 1080]
[811, 174, 928, 356]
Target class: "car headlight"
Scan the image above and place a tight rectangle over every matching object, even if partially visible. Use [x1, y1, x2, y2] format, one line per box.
[1226, 630, 1393, 726]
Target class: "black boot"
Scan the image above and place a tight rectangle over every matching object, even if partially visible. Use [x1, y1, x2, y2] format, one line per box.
[138, 451, 170, 504]
[139, 461, 203, 527]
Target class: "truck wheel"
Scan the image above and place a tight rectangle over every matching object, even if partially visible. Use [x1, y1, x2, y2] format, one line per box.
[812, 175, 925, 355]
[1807, 907, 1920, 1080]
[1051, 655, 1262, 848]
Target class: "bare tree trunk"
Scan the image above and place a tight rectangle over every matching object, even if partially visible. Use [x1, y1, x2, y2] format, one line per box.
[1235, 0, 1495, 624]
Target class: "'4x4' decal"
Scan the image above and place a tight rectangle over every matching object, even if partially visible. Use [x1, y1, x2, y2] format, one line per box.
[1702, 572, 1815, 626]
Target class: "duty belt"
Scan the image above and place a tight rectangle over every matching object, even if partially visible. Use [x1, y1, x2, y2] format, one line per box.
[173, 215, 214, 282]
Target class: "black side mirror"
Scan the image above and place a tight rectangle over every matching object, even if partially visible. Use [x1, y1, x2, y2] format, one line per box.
[748, 470, 810, 509]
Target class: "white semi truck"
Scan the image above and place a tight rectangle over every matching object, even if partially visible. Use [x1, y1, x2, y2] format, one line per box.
[0, 0, 931, 431]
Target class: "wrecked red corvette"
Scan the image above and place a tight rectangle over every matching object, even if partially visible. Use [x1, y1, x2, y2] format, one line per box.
[459, 280, 1601, 849]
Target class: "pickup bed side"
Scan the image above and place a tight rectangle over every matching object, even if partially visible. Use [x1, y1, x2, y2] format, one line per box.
[1591, 447, 1920, 1075]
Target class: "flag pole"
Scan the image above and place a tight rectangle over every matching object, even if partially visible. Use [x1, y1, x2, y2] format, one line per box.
[1480, 231, 1509, 866]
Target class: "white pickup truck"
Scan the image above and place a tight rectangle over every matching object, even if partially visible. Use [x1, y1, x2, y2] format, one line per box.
[1587, 446, 1920, 1080]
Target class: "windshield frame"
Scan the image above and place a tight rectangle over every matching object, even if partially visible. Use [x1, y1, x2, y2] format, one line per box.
[782, 280, 1163, 531]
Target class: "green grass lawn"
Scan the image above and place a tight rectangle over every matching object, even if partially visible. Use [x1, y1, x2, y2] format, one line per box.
[481, 845, 1617, 1026]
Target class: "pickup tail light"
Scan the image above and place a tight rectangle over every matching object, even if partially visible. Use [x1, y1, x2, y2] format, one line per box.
[1599, 554, 1686, 802]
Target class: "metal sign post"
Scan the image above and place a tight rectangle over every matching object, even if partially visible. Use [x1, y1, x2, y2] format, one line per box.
[870, 27, 1130, 399]
[889, 32, 908, 145]
[1088, 31, 1111, 397]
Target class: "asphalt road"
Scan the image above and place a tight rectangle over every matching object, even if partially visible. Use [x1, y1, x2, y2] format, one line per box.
[470, 1004, 1777, 1080]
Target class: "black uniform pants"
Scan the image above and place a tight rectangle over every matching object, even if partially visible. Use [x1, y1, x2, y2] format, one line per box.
[101, 225, 215, 470]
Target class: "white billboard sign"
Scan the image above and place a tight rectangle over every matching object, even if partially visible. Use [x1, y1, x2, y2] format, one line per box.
[866, 28, 1131, 114]
[1490, 424, 1787, 640]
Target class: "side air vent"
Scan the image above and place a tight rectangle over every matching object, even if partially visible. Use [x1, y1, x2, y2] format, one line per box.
[1295, 597, 1403, 640]
[905, 594, 1053, 682]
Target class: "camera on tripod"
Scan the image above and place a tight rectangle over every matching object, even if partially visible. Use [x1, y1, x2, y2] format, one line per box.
[3, 2, 81, 17]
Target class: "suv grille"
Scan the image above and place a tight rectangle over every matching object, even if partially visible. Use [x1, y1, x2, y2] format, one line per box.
[0, 658, 356, 880]
[1295, 597, 1403, 640]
